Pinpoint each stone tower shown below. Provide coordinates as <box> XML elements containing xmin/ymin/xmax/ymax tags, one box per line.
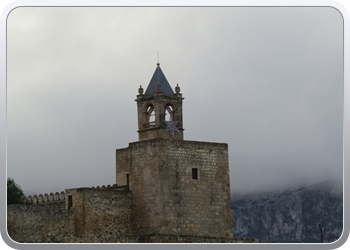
<box><xmin>136</xmin><ymin>62</ymin><xmax>184</xmax><ymax>141</ymax></box>
<box><xmin>116</xmin><ymin>63</ymin><xmax>233</xmax><ymax>240</ymax></box>
<box><xmin>6</xmin><ymin>64</ymin><xmax>259</xmax><ymax>244</ymax></box>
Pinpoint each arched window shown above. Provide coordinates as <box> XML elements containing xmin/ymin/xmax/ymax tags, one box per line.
<box><xmin>147</xmin><ymin>105</ymin><xmax>155</xmax><ymax>123</ymax></box>
<box><xmin>165</xmin><ymin>104</ymin><xmax>174</xmax><ymax>121</ymax></box>
<box><xmin>143</xmin><ymin>105</ymin><xmax>156</xmax><ymax>129</ymax></box>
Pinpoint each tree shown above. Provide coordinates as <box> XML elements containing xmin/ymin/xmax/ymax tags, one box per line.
<box><xmin>7</xmin><ymin>177</ymin><xmax>27</xmax><ymax>205</ymax></box>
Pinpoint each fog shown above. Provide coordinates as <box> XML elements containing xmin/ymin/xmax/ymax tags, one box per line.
<box><xmin>6</xmin><ymin>7</ymin><xmax>343</xmax><ymax>196</ymax></box>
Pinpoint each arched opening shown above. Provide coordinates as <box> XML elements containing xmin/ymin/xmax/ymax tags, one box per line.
<box><xmin>147</xmin><ymin>105</ymin><xmax>155</xmax><ymax>122</ymax></box>
<box><xmin>144</xmin><ymin>104</ymin><xmax>156</xmax><ymax>128</ymax></box>
<box><xmin>165</xmin><ymin>104</ymin><xmax>174</xmax><ymax>121</ymax></box>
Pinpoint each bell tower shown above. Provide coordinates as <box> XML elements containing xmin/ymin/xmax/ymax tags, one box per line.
<box><xmin>136</xmin><ymin>63</ymin><xmax>184</xmax><ymax>141</ymax></box>
<box><xmin>116</xmin><ymin>61</ymin><xmax>233</xmax><ymax>240</ymax></box>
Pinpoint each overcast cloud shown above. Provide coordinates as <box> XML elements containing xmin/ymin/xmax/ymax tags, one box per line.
<box><xmin>7</xmin><ymin>7</ymin><xmax>343</xmax><ymax>195</ymax></box>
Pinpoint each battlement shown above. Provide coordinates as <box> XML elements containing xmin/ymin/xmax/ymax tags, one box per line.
<box><xmin>90</xmin><ymin>184</ymin><xmax>129</xmax><ymax>191</ymax></box>
<box><xmin>26</xmin><ymin>191</ymin><xmax>65</xmax><ymax>204</ymax></box>
<box><xmin>26</xmin><ymin>184</ymin><xmax>128</xmax><ymax>206</ymax></box>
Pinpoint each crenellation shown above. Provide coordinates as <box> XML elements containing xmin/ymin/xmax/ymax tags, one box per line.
<box><xmin>26</xmin><ymin>190</ymin><xmax>66</xmax><ymax>205</ymax></box>
<box><xmin>43</xmin><ymin>193</ymin><xmax>48</xmax><ymax>202</ymax></box>
<box><xmin>26</xmin><ymin>184</ymin><xmax>125</xmax><ymax>205</ymax></box>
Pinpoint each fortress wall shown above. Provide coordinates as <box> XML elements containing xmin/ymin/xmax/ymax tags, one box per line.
<box><xmin>7</xmin><ymin>204</ymin><xmax>74</xmax><ymax>243</ymax></box>
<box><xmin>7</xmin><ymin>186</ymin><xmax>133</xmax><ymax>243</ymax></box>
<box><xmin>27</xmin><ymin>191</ymin><xmax>65</xmax><ymax>203</ymax></box>
<box><xmin>116</xmin><ymin>139</ymin><xmax>233</xmax><ymax>238</ymax></box>
<box><xmin>35</xmin><ymin>201</ymin><xmax>65</xmax><ymax>209</ymax></box>
<box><xmin>65</xmin><ymin>187</ymin><xmax>133</xmax><ymax>238</ymax></box>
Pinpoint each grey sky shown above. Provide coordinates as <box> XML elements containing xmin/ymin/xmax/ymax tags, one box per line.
<box><xmin>7</xmin><ymin>7</ymin><xmax>343</xmax><ymax>195</ymax></box>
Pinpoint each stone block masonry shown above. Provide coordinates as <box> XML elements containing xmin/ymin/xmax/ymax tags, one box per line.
<box><xmin>116</xmin><ymin>138</ymin><xmax>233</xmax><ymax>239</ymax></box>
<box><xmin>7</xmin><ymin>185</ymin><xmax>133</xmax><ymax>243</ymax></box>
<box><xmin>7</xmin><ymin>139</ymin><xmax>259</xmax><ymax>243</ymax></box>
<box><xmin>65</xmin><ymin>186</ymin><xmax>132</xmax><ymax>238</ymax></box>
<box><xmin>7</xmin><ymin>204</ymin><xmax>74</xmax><ymax>243</ymax></box>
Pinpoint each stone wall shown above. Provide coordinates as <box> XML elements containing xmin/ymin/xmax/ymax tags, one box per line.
<box><xmin>116</xmin><ymin>138</ymin><xmax>233</xmax><ymax>238</ymax></box>
<box><xmin>7</xmin><ymin>186</ymin><xmax>133</xmax><ymax>243</ymax></box>
<box><xmin>7</xmin><ymin>181</ymin><xmax>257</xmax><ymax>243</ymax></box>
<box><xmin>138</xmin><ymin>126</ymin><xmax>184</xmax><ymax>141</ymax></box>
<box><xmin>26</xmin><ymin>191</ymin><xmax>65</xmax><ymax>205</ymax></box>
<box><xmin>65</xmin><ymin>186</ymin><xmax>132</xmax><ymax>238</ymax></box>
<box><xmin>7</xmin><ymin>138</ymin><xmax>248</xmax><ymax>243</ymax></box>
<box><xmin>7</xmin><ymin>204</ymin><xmax>74</xmax><ymax>243</ymax></box>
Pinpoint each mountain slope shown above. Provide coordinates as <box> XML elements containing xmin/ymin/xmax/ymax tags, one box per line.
<box><xmin>231</xmin><ymin>180</ymin><xmax>343</xmax><ymax>243</ymax></box>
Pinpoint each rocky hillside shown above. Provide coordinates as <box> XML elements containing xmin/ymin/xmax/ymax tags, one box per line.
<box><xmin>231</xmin><ymin>180</ymin><xmax>343</xmax><ymax>243</ymax></box>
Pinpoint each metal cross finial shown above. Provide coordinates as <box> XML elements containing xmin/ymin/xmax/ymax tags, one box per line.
<box><xmin>157</xmin><ymin>51</ymin><xmax>160</xmax><ymax>66</ymax></box>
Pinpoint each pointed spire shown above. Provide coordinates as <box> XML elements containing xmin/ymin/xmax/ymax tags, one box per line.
<box><xmin>143</xmin><ymin>65</ymin><xmax>175</xmax><ymax>97</ymax></box>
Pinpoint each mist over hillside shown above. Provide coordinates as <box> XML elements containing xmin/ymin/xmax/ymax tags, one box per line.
<box><xmin>231</xmin><ymin>179</ymin><xmax>343</xmax><ymax>243</ymax></box>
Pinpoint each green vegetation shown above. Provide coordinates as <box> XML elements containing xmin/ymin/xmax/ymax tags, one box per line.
<box><xmin>7</xmin><ymin>177</ymin><xmax>30</xmax><ymax>205</ymax></box>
